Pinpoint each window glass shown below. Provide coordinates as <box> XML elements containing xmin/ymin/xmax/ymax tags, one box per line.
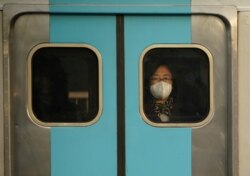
<box><xmin>31</xmin><ymin>46</ymin><xmax>99</xmax><ymax>123</ymax></box>
<box><xmin>142</xmin><ymin>47</ymin><xmax>211</xmax><ymax>124</ymax></box>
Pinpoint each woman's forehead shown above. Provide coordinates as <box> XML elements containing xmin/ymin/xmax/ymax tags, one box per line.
<box><xmin>154</xmin><ymin>65</ymin><xmax>172</xmax><ymax>75</ymax></box>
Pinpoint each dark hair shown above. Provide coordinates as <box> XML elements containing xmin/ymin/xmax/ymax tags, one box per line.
<box><xmin>143</xmin><ymin>62</ymin><xmax>177</xmax><ymax>103</ymax></box>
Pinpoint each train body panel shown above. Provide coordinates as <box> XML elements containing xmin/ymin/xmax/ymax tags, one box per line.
<box><xmin>0</xmin><ymin>0</ymin><xmax>249</xmax><ymax>176</ymax></box>
<box><xmin>238</xmin><ymin>12</ymin><xmax>250</xmax><ymax>176</ymax></box>
<box><xmin>0</xmin><ymin>10</ymin><xmax>4</xmax><ymax>176</ymax></box>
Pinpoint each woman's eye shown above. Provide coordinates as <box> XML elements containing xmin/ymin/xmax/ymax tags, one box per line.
<box><xmin>151</xmin><ymin>77</ymin><xmax>159</xmax><ymax>81</ymax></box>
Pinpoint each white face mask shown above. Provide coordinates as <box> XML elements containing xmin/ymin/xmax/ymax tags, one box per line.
<box><xmin>150</xmin><ymin>81</ymin><xmax>172</xmax><ymax>100</ymax></box>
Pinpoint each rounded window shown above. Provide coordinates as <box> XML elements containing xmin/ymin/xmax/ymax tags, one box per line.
<box><xmin>27</xmin><ymin>44</ymin><xmax>102</xmax><ymax>127</ymax></box>
<box><xmin>140</xmin><ymin>44</ymin><xmax>214</xmax><ymax>127</ymax></box>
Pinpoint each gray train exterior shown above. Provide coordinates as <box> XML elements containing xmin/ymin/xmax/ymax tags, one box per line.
<box><xmin>0</xmin><ymin>0</ymin><xmax>250</xmax><ymax>176</ymax></box>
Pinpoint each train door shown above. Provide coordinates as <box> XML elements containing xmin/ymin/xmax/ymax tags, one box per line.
<box><xmin>3</xmin><ymin>4</ymin><xmax>237</xmax><ymax>176</ymax></box>
<box><xmin>124</xmin><ymin>7</ymin><xmax>237</xmax><ymax>176</ymax></box>
<box><xmin>3</xmin><ymin>5</ymin><xmax>117</xmax><ymax>176</ymax></box>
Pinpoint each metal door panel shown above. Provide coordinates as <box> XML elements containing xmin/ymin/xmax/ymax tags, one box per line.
<box><xmin>124</xmin><ymin>15</ymin><xmax>192</xmax><ymax>176</ymax></box>
<box><xmin>124</xmin><ymin>7</ymin><xmax>237</xmax><ymax>176</ymax></box>
<box><xmin>4</xmin><ymin>6</ymin><xmax>117</xmax><ymax>176</ymax></box>
<box><xmin>50</xmin><ymin>14</ymin><xmax>117</xmax><ymax>176</ymax></box>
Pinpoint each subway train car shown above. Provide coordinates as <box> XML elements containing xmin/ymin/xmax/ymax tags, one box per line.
<box><xmin>0</xmin><ymin>0</ymin><xmax>250</xmax><ymax>176</ymax></box>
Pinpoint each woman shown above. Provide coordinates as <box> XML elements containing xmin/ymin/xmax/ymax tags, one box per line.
<box><xmin>144</xmin><ymin>64</ymin><xmax>177</xmax><ymax>123</ymax></box>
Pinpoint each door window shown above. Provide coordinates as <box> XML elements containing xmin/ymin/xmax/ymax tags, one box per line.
<box><xmin>27</xmin><ymin>44</ymin><xmax>102</xmax><ymax>126</ymax></box>
<box><xmin>140</xmin><ymin>44</ymin><xmax>213</xmax><ymax>126</ymax></box>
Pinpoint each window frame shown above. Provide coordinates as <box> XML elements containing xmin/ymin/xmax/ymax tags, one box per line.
<box><xmin>139</xmin><ymin>44</ymin><xmax>214</xmax><ymax>128</ymax></box>
<box><xmin>27</xmin><ymin>43</ymin><xmax>103</xmax><ymax>127</ymax></box>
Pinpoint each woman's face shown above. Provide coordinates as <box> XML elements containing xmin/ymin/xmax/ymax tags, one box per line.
<box><xmin>150</xmin><ymin>65</ymin><xmax>173</xmax><ymax>85</ymax></box>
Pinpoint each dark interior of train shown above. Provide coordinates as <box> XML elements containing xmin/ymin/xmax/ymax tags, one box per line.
<box><xmin>31</xmin><ymin>47</ymin><xmax>99</xmax><ymax>123</ymax></box>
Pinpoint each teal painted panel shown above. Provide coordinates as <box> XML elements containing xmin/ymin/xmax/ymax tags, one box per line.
<box><xmin>50</xmin><ymin>0</ymin><xmax>190</xmax><ymax>4</ymax></box>
<box><xmin>50</xmin><ymin>15</ymin><xmax>117</xmax><ymax>176</ymax></box>
<box><xmin>49</xmin><ymin>5</ymin><xmax>190</xmax><ymax>14</ymax></box>
<box><xmin>124</xmin><ymin>15</ymin><xmax>192</xmax><ymax>176</ymax></box>
<box><xmin>49</xmin><ymin>0</ymin><xmax>191</xmax><ymax>14</ymax></box>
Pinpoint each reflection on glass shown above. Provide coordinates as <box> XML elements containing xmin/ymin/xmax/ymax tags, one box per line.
<box><xmin>32</xmin><ymin>47</ymin><xmax>99</xmax><ymax>123</ymax></box>
<box><xmin>143</xmin><ymin>47</ymin><xmax>210</xmax><ymax>123</ymax></box>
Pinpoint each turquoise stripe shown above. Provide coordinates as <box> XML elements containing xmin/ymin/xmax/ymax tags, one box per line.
<box><xmin>124</xmin><ymin>15</ymin><xmax>192</xmax><ymax>176</ymax></box>
<box><xmin>50</xmin><ymin>0</ymin><xmax>189</xmax><ymax>4</ymax></box>
<box><xmin>49</xmin><ymin>5</ymin><xmax>190</xmax><ymax>14</ymax></box>
<box><xmin>50</xmin><ymin>15</ymin><xmax>117</xmax><ymax>176</ymax></box>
